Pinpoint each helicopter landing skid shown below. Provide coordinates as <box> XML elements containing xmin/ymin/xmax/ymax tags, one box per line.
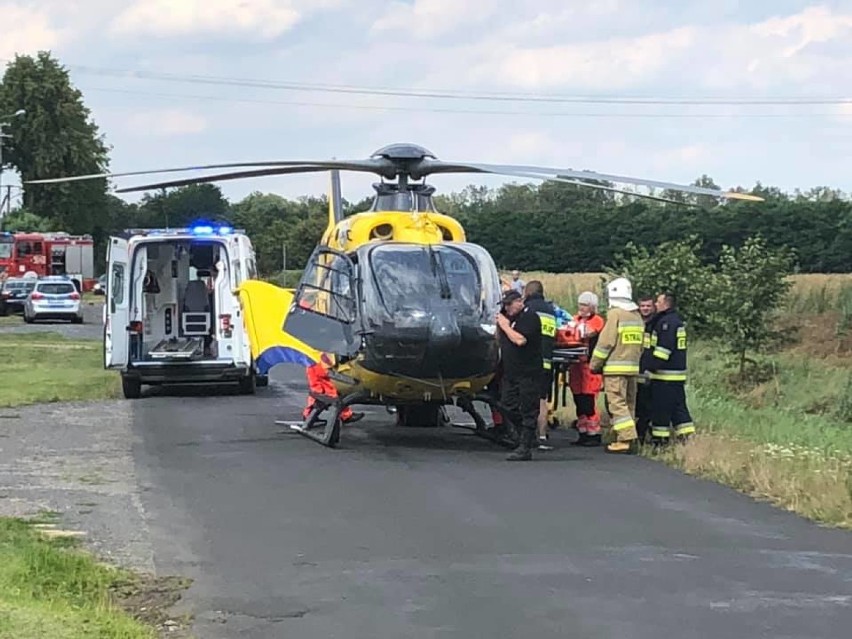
<box><xmin>452</xmin><ymin>394</ymin><xmax>519</xmax><ymax>449</ymax></box>
<box><xmin>281</xmin><ymin>390</ymin><xmax>371</xmax><ymax>448</ymax></box>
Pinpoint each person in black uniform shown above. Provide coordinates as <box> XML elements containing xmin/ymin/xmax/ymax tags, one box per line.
<box><xmin>636</xmin><ymin>294</ymin><xmax>657</xmax><ymax>443</ymax></box>
<box><xmin>522</xmin><ymin>280</ymin><xmax>557</xmax><ymax>449</ymax></box>
<box><xmin>647</xmin><ymin>292</ymin><xmax>695</xmax><ymax>446</ymax></box>
<box><xmin>496</xmin><ymin>289</ymin><xmax>542</xmax><ymax>461</ymax></box>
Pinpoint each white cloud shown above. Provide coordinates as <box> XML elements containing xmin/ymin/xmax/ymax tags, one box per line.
<box><xmin>4</xmin><ymin>1</ymin><xmax>848</xmax><ymax>202</ymax></box>
<box><xmin>751</xmin><ymin>4</ymin><xmax>852</xmax><ymax>55</ymax></box>
<box><xmin>433</xmin><ymin>4</ymin><xmax>852</xmax><ymax>92</ymax></box>
<box><xmin>0</xmin><ymin>4</ymin><xmax>63</xmax><ymax>59</ymax></box>
<box><xmin>126</xmin><ymin>109</ymin><xmax>208</xmax><ymax>136</ymax></box>
<box><xmin>371</xmin><ymin>0</ymin><xmax>497</xmax><ymax>40</ymax></box>
<box><xmin>109</xmin><ymin>0</ymin><xmax>317</xmax><ymax>39</ymax></box>
<box><xmin>469</xmin><ymin>26</ymin><xmax>696</xmax><ymax>90</ymax></box>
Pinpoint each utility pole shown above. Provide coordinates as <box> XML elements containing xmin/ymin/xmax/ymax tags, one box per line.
<box><xmin>282</xmin><ymin>243</ymin><xmax>287</xmax><ymax>272</ymax></box>
<box><xmin>0</xmin><ymin>109</ymin><xmax>26</xmax><ymax>231</ymax></box>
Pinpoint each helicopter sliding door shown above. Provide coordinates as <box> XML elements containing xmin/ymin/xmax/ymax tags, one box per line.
<box><xmin>283</xmin><ymin>247</ymin><xmax>360</xmax><ymax>356</ymax></box>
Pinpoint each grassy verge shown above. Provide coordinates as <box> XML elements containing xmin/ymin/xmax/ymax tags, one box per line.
<box><xmin>646</xmin><ymin>337</ymin><xmax>852</xmax><ymax>529</ymax></box>
<box><xmin>0</xmin><ymin>516</ymin><xmax>191</xmax><ymax>638</ymax></box>
<box><xmin>0</xmin><ymin>333</ymin><xmax>120</xmax><ymax>408</ymax></box>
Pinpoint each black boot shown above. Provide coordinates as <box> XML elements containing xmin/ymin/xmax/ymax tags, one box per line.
<box><xmin>582</xmin><ymin>433</ymin><xmax>602</xmax><ymax>447</ymax></box>
<box><xmin>506</xmin><ymin>428</ymin><xmax>534</xmax><ymax>461</ymax></box>
<box><xmin>571</xmin><ymin>432</ymin><xmax>590</xmax><ymax>446</ymax></box>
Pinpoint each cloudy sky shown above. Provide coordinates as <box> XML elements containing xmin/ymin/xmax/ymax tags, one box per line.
<box><xmin>2</xmin><ymin>0</ymin><xmax>852</xmax><ymax>205</ymax></box>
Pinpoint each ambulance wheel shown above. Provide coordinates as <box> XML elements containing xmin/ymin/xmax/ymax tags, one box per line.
<box><xmin>121</xmin><ymin>375</ymin><xmax>141</xmax><ymax>399</ymax></box>
<box><xmin>256</xmin><ymin>374</ymin><xmax>269</xmax><ymax>388</ymax></box>
<box><xmin>238</xmin><ymin>371</ymin><xmax>256</xmax><ymax>395</ymax></box>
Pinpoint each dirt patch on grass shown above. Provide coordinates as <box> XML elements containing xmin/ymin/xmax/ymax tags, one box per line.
<box><xmin>110</xmin><ymin>574</ymin><xmax>194</xmax><ymax>638</ymax></box>
<box><xmin>778</xmin><ymin>312</ymin><xmax>852</xmax><ymax>359</ymax></box>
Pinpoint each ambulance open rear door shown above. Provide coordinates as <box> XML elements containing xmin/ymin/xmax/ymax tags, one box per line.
<box><xmin>105</xmin><ymin>237</ymin><xmax>130</xmax><ymax>369</ymax></box>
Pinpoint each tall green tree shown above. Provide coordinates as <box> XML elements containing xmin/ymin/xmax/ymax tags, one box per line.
<box><xmin>0</xmin><ymin>208</ymin><xmax>54</xmax><ymax>232</ymax></box>
<box><xmin>0</xmin><ymin>52</ymin><xmax>110</xmax><ymax>236</ymax></box>
<box><xmin>136</xmin><ymin>184</ymin><xmax>230</xmax><ymax>228</ymax></box>
<box><xmin>712</xmin><ymin>234</ymin><xmax>795</xmax><ymax>376</ymax></box>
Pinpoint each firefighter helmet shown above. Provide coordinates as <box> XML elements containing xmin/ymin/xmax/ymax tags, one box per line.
<box><xmin>606</xmin><ymin>277</ymin><xmax>633</xmax><ymax>301</ymax></box>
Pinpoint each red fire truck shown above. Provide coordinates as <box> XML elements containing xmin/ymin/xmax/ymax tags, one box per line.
<box><xmin>0</xmin><ymin>231</ymin><xmax>97</xmax><ymax>291</ymax></box>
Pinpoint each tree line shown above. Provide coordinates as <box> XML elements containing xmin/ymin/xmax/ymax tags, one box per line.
<box><xmin>1</xmin><ymin>51</ymin><xmax>851</xmax><ymax>275</ymax></box>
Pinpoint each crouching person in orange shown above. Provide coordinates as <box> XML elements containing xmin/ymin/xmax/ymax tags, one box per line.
<box><xmin>303</xmin><ymin>353</ymin><xmax>364</xmax><ymax>424</ymax></box>
<box><xmin>568</xmin><ymin>291</ymin><xmax>606</xmax><ymax>446</ymax></box>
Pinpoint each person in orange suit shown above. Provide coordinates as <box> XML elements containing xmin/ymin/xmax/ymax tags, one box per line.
<box><xmin>568</xmin><ymin>291</ymin><xmax>606</xmax><ymax>446</ymax></box>
<box><xmin>302</xmin><ymin>352</ymin><xmax>364</xmax><ymax>424</ymax></box>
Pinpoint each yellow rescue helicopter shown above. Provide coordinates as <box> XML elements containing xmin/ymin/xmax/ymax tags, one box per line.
<box><xmin>28</xmin><ymin>143</ymin><xmax>762</xmax><ymax>448</ymax></box>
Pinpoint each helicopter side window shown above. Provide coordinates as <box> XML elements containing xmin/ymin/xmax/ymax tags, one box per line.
<box><xmin>296</xmin><ymin>252</ymin><xmax>356</xmax><ymax>323</ymax></box>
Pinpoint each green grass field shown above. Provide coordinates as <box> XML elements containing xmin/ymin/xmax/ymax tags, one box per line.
<box><xmin>0</xmin><ymin>333</ymin><xmax>120</xmax><ymax>408</ymax></box>
<box><xmin>0</xmin><ymin>517</ymin><xmax>158</xmax><ymax>639</ymax></box>
<box><xmin>666</xmin><ymin>341</ymin><xmax>852</xmax><ymax>528</ymax></box>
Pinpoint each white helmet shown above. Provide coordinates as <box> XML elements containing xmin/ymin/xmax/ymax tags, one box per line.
<box><xmin>606</xmin><ymin>277</ymin><xmax>633</xmax><ymax>301</ymax></box>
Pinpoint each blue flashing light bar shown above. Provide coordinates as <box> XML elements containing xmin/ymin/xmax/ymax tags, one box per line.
<box><xmin>122</xmin><ymin>225</ymin><xmax>244</xmax><ymax>239</ymax></box>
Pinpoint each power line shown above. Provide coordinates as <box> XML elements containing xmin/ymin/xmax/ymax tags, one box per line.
<box><xmin>65</xmin><ymin>64</ymin><xmax>852</xmax><ymax>106</ymax></box>
<box><xmin>83</xmin><ymin>86</ymin><xmax>850</xmax><ymax>119</ymax></box>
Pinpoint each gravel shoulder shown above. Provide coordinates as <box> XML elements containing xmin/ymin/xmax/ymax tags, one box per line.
<box><xmin>0</xmin><ymin>399</ymin><xmax>155</xmax><ymax>574</ymax></box>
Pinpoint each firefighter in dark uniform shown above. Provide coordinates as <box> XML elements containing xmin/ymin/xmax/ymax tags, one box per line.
<box><xmin>496</xmin><ymin>289</ymin><xmax>542</xmax><ymax>461</ymax></box>
<box><xmin>647</xmin><ymin>292</ymin><xmax>695</xmax><ymax>446</ymax></box>
<box><xmin>522</xmin><ymin>280</ymin><xmax>557</xmax><ymax>449</ymax></box>
<box><xmin>636</xmin><ymin>295</ymin><xmax>657</xmax><ymax>442</ymax></box>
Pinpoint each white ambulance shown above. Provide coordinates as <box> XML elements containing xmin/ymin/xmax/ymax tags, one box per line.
<box><xmin>104</xmin><ymin>224</ymin><xmax>267</xmax><ymax>399</ymax></box>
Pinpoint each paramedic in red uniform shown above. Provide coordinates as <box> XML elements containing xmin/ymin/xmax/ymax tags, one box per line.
<box><xmin>568</xmin><ymin>291</ymin><xmax>606</xmax><ymax>446</ymax></box>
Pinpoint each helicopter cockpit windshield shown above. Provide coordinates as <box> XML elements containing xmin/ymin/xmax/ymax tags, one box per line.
<box><xmin>363</xmin><ymin>243</ymin><xmax>500</xmax><ymax>327</ymax></box>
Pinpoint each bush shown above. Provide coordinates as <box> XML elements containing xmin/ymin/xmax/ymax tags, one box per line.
<box><xmin>264</xmin><ymin>269</ymin><xmax>304</xmax><ymax>289</ymax></box>
<box><xmin>605</xmin><ymin>233</ymin><xmax>796</xmax><ymax>374</ymax></box>
<box><xmin>605</xmin><ymin>235</ymin><xmax>719</xmax><ymax>330</ymax></box>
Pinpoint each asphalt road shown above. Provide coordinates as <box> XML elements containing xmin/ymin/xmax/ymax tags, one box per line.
<box><xmin>1</xmin><ymin>363</ymin><xmax>850</xmax><ymax>638</ymax></box>
<box><xmin>118</xmin><ymin>366</ymin><xmax>851</xmax><ymax>638</ymax></box>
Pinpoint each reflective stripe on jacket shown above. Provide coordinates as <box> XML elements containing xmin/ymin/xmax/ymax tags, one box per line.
<box><xmin>646</xmin><ymin>308</ymin><xmax>688</xmax><ymax>382</ymax></box>
<box><xmin>589</xmin><ymin>307</ymin><xmax>643</xmax><ymax>376</ymax></box>
<box><xmin>525</xmin><ymin>294</ymin><xmax>556</xmax><ymax>370</ymax></box>
<box><xmin>638</xmin><ymin>315</ymin><xmax>659</xmax><ymax>382</ymax></box>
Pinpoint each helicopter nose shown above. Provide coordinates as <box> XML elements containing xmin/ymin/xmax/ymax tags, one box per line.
<box><xmin>428</xmin><ymin>308</ymin><xmax>462</xmax><ymax>349</ymax></box>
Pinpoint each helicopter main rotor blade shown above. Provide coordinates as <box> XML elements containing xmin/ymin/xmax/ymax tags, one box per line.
<box><xmin>414</xmin><ymin>160</ymin><xmax>763</xmax><ymax>202</ymax></box>
<box><xmin>26</xmin><ymin>159</ymin><xmax>394</xmax><ymax>186</ymax></box>
<box><xmin>113</xmin><ymin>165</ymin><xmax>339</xmax><ymax>193</ymax></box>
<box><xmin>493</xmin><ymin>169</ymin><xmax>703</xmax><ymax>207</ymax></box>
